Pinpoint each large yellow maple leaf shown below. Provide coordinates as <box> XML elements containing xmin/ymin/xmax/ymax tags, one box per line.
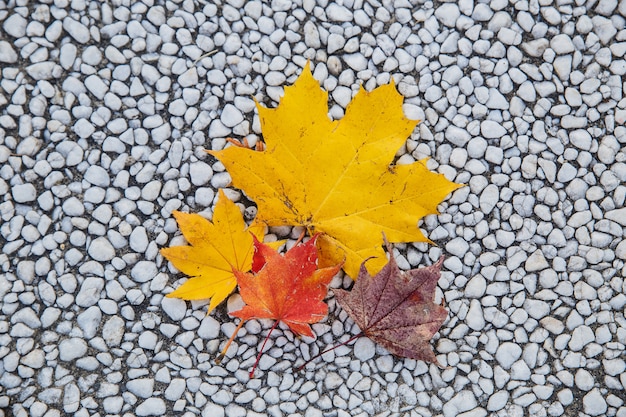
<box><xmin>210</xmin><ymin>66</ymin><xmax>461</xmax><ymax>278</ymax></box>
<box><xmin>161</xmin><ymin>189</ymin><xmax>277</xmax><ymax>313</ymax></box>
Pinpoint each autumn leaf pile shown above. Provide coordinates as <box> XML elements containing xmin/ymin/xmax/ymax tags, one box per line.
<box><xmin>160</xmin><ymin>64</ymin><xmax>461</xmax><ymax>376</ymax></box>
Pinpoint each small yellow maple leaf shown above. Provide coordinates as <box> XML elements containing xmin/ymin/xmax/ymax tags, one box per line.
<box><xmin>160</xmin><ymin>189</ymin><xmax>279</xmax><ymax>313</ymax></box>
<box><xmin>209</xmin><ymin>65</ymin><xmax>462</xmax><ymax>278</ymax></box>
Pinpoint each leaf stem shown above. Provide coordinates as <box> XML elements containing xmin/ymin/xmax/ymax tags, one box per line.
<box><xmin>249</xmin><ymin>320</ymin><xmax>280</xmax><ymax>378</ymax></box>
<box><xmin>294</xmin><ymin>229</ymin><xmax>306</xmax><ymax>246</ymax></box>
<box><xmin>216</xmin><ymin>320</ymin><xmax>245</xmax><ymax>365</ymax></box>
<box><xmin>295</xmin><ymin>332</ymin><xmax>364</xmax><ymax>372</ymax></box>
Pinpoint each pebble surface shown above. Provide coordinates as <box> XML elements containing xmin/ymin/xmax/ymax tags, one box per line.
<box><xmin>1</xmin><ymin>0</ymin><xmax>626</xmax><ymax>416</ymax></box>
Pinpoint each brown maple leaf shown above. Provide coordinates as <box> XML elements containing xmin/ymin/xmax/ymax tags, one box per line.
<box><xmin>333</xmin><ymin>241</ymin><xmax>447</xmax><ymax>364</ymax></box>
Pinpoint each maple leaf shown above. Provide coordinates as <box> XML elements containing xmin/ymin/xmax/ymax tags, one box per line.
<box><xmin>333</xmin><ymin>241</ymin><xmax>447</xmax><ymax>364</ymax></box>
<box><xmin>219</xmin><ymin>234</ymin><xmax>342</xmax><ymax>377</ymax></box>
<box><xmin>209</xmin><ymin>64</ymin><xmax>461</xmax><ymax>278</ymax></box>
<box><xmin>160</xmin><ymin>189</ymin><xmax>277</xmax><ymax>313</ymax></box>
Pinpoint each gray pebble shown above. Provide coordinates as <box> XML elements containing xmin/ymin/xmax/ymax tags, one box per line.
<box><xmin>63</xmin><ymin>16</ymin><xmax>90</xmax><ymax>43</ymax></box>
<box><xmin>131</xmin><ymin>261</ymin><xmax>158</xmax><ymax>282</ymax></box>
<box><xmin>127</xmin><ymin>378</ymin><xmax>155</xmax><ymax>399</ymax></box>
<box><xmin>88</xmin><ymin>237</ymin><xmax>116</xmax><ymax>261</ymax></box>
<box><xmin>190</xmin><ymin>161</ymin><xmax>213</xmax><ymax>186</ymax></box>
<box><xmin>12</xmin><ymin>184</ymin><xmax>37</xmax><ymax>203</ymax></box>
<box><xmin>443</xmin><ymin>391</ymin><xmax>477</xmax><ymax>417</ymax></box>
<box><xmin>495</xmin><ymin>342</ymin><xmax>522</xmax><ymax>369</ymax></box>
<box><xmin>76</xmin><ymin>277</ymin><xmax>104</xmax><ymax>307</ymax></box>
<box><xmin>102</xmin><ymin>315</ymin><xmax>125</xmax><ymax>346</ymax></box>
<box><xmin>353</xmin><ymin>337</ymin><xmax>376</xmax><ymax>362</ymax></box>
<box><xmin>161</xmin><ymin>297</ymin><xmax>187</xmax><ymax>321</ymax></box>
<box><xmin>77</xmin><ymin>306</ymin><xmax>102</xmax><ymax>339</ymax></box>
<box><xmin>466</xmin><ymin>299</ymin><xmax>485</xmax><ymax>330</ymax></box>
<box><xmin>130</xmin><ymin>227</ymin><xmax>149</xmax><ymax>253</ymax></box>
<box><xmin>446</xmin><ymin>126</ymin><xmax>471</xmax><ymax>147</ymax></box>
<box><xmin>59</xmin><ymin>338</ymin><xmax>88</xmax><ymax>361</ymax></box>
<box><xmin>480</xmin><ymin>121</ymin><xmax>507</xmax><ymax>139</ymax></box>
<box><xmin>583</xmin><ymin>389</ymin><xmax>607</xmax><ymax>416</ymax></box>
<box><xmin>136</xmin><ymin>398</ymin><xmax>166</xmax><ymax>416</ymax></box>
<box><xmin>445</xmin><ymin>237</ymin><xmax>469</xmax><ymax>257</ymax></box>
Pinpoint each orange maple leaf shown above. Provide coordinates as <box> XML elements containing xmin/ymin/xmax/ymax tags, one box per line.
<box><xmin>209</xmin><ymin>64</ymin><xmax>462</xmax><ymax>278</ymax></box>
<box><xmin>218</xmin><ymin>234</ymin><xmax>342</xmax><ymax>377</ymax></box>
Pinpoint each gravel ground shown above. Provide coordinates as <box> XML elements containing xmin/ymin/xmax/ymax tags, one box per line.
<box><xmin>1</xmin><ymin>0</ymin><xmax>626</xmax><ymax>416</ymax></box>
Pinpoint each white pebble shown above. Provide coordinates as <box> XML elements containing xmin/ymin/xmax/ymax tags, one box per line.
<box><xmin>59</xmin><ymin>338</ymin><xmax>88</xmax><ymax>361</ymax></box>
<box><xmin>88</xmin><ymin>237</ymin><xmax>116</xmax><ymax>261</ymax></box>
<box><xmin>495</xmin><ymin>342</ymin><xmax>522</xmax><ymax>369</ymax></box>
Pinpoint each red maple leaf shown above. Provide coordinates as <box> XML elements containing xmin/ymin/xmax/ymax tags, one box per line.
<box><xmin>218</xmin><ymin>234</ymin><xmax>342</xmax><ymax>377</ymax></box>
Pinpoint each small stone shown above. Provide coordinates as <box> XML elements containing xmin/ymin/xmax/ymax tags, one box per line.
<box><xmin>73</xmin><ymin>119</ymin><xmax>96</xmax><ymax>139</ymax></box>
<box><xmin>77</xmin><ymin>306</ymin><xmax>102</xmax><ymax>339</ymax></box>
<box><xmin>202</xmin><ymin>403</ymin><xmax>225</xmax><ymax>417</ymax></box>
<box><xmin>445</xmin><ymin>238</ymin><xmax>469</xmax><ymax>257</ymax></box>
<box><xmin>130</xmin><ymin>227</ymin><xmax>149</xmax><ymax>253</ymax></box>
<box><xmin>605</xmin><ymin>208</ymin><xmax>626</xmax><ymax>226</ymax></box>
<box><xmin>88</xmin><ymin>237</ymin><xmax>116</xmax><ymax>261</ymax></box>
<box><xmin>480</xmin><ymin>184</ymin><xmax>499</xmax><ymax>214</ymax></box>
<box><xmin>525</xmin><ymin>250</ymin><xmax>549</xmax><ymax>272</ymax></box>
<box><xmin>178</xmin><ymin>68</ymin><xmax>198</xmax><ymax>88</ymax></box>
<box><xmin>615</xmin><ymin>240</ymin><xmax>626</xmax><ymax>260</ymax></box>
<box><xmin>466</xmin><ymin>299</ymin><xmax>485</xmax><ymax>331</ymax></box>
<box><xmin>303</xmin><ymin>21</ymin><xmax>321</xmax><ymax>48</ymax></box>
<box><xmin>443</xmin><ymin>391</ymin><xmax>477</xmax><ymax>417</ymax></box>
<box><xmin>162</xmin><ymin>297</ymin><xmax>187</xmax><ymax>321</ymax></box>
<box><xmin>343</xmin><ymin>53</ymin><xmax>368</xmax><ymax>71</ymax></box>
<box><xmin>59</xmin><ymin>338</ymin><xmax>88</xmax><ymax>361</ymax></box>
<box><xmin>21</xmin><ymin>349</ymin><xmax>45</xmax><ymax>369</ymax></box>
<box><xmin>102</xmin><ymin>316</ymin><xmax>125</xmax><ymax>346</ymax></box>
<box><xmin>136</xmin><ymin>398</ymin><xmax>166</xmax><ymax>416</ymax></box>
<box><xmin>446</xmin><ymin>125</ymin><xmax>471</xmax><ymax>146</ymax></box>
<box><xmin>127</xmin><ymin>378</ymin><xmax>155</xmax><ymax>399</ymax></box>
<box><xmin>221</xmin><ymin>104</ymin><xmax>244</xmax><ymax>127</ymax></box>
<box><xmin>63</xmin><ymin>17</ymin><xmax>90</xmax><ymax>43</ymax></box>
<box><xmin>62</xmin><ymin>197</ymin><xmax>84</xmax><ymax>216</ymax></box>
<box><xmin>592</xmin><ymin>16</ymin><xmax>617</xmax><ymax>44</ymax></box>
<box><xmin>326</xmin><ymin>3</ymin><xmax>353</xmax><ymax>22</ymax></box>
<box><xmin>465</xmin><ymin>275</ymin><xmax>487</xmax><ymax>298</ymax></box>
<box><xmin>353</xmin><ymin>337</ymin><xmax>375</xmax><ymax>362</ymax></box>
<box><xmin>12</xmin><ymin>184</ymin><xmax>37</xmax><ymax>203</ymax></box>
<box><xmin>550</xmin><ymin>34</ymin><xmax>575</xmax><ymax>54</ymax></box>
<box><xmin>569</xmin><ymin>130</ymin><xmax>592</xmax><ymax>151</ymax></box>
<box><xmin>495</xmin><ymin>342</ymin><xmax>522</xmax><ymax>369</ymax></box>
<box><xmin>481</xmin><ymin>121</ymin><xmax>506</xmax><ymax>138</ymax></box>
<box><xmin>3</xmin><ymin>13</ymin><xmax>27</xmax><ymax>38</ymax></box>
<box><xmin>487</xmin><ymin>391</ymin><xmax>509</xmax><ymax>411</ymax></box>
<box><xmin>170</xmin><ymin>347</ymin><xmax>192</xmax><ymax>368</ymax></box>
<box><xmin>60</xmin><ymin>44</ymin><xmax>78</xmax><ymax>70</ymax></box>
<box><xmin>131</xmin><ymin>261</ymin><xmax>158</xmax><ymax>283</ymax></box>
<box><xmin>575</xmin><ymin>369</ymin><xmax>595</xmax><ymax>391</ymax></box>
<box><xmin>583</xmin><ymin>389</ymin><xmax>607</xmax><ymax>416</ymax></box>
<box><xmin>84</xmin><ymin>165</ymin><xmax>110</xmax><ymax>187</ymax></box>
<box><xmin>85</xmin><ymin>75</ymin><xmax>108</xmax><ymax>100</ymax></box>
<box><xmin>435</xmin><ymin>3</ymin><xmax>460</xmax><ymax>27</ymax></box>
<box><xmin>197</xmin><ymin>316</ymin><xmax>220</xmax><ymax>339</ymax></box>
<box><xmin>540</xmin><ymin>317</ymin><xmax>565</xmax><ymax>334</ymax></box>
<box><xmin>76</xmin><ymin>277</ymin><xmax>104</xmax><ymax>307</ymax></box>
<box><xmin>569</xmin><ymin>325</ymin><xmax>595</xmax><ymax>351</ymax></box>
<box><xmin>557</xmin><ymin>163</ymin><xmax>577</xmax><ymax>183</ymax></box>
<box><xmin>0</xmin><ymin>41</ymin><xmax>18</xmax><ymax>63</ymax></box>
<box><xmin>63</xmin><ymin>383</ymin><xmax>80</xmax><ymax>413</ymax></box>
<box><xmin>165</xmin><ymin>379</ymin><xmax>187</xmax><ymax>401</ymax></box>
